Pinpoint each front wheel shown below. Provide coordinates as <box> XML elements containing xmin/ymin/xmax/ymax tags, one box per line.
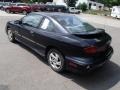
<box><xmin>6</xmin><ymin>9</ymin><xmax>10</xmax><ymax>13</ymax></box>
<box><xmin>78</xmin><ymin>11</ymin><xmax>80</xmax><ymax>14</ymax></box>
<box><xmin>47</xmin><ymin>49</ymin><xmax>65</xmax><ymax>73</ymax></box>
<box><xmin>7</xmin><ymin>29</ymin><xmax>15</xmax><ymax>42</ymax></box>
<box><xmin>116</xmin><ymin>15</ymin><xmax>120</xmax><ymax>19</ymax></box>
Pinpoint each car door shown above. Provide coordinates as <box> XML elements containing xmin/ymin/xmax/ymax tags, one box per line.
<box><xmin>16</xmin><ymin>4</ymin><xmax>24</xmax><ymax>12</ymax></box>
<box><xmin>14</xmin><ymin>4</ymin><xmax>20</xmax><ymax>12</ymax></box>
<box><xmin>15</xmin><ymin>15</ymin><xmax>44</xmax><ymax>48</ymax></box>
<box><xmin>32</xmin><ymin>17</ymin><xmax>57</xmax><ymax>56</ymax></box>
<box><xmin>11</xmin><ymin>4</ymin><xmax>17</xmax><ymax>12</ymax></box>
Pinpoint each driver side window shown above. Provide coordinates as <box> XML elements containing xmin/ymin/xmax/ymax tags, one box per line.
<box><xmin>22</xmin><ymin>15</ymin><xmax>43</xmax><ymax>28</ymax></box>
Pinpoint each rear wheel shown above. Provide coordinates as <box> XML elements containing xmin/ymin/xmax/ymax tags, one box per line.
<box><xmin>78</xmin><ymin>11</ymin><xmax>80</xmax><ymax>14</ymax></box>
<box><xmin>58</xmin><ymin>9</ymin><xmax>62</xmax><ymax>12</ymax></box>
<box><xmin>47</xmin><ymin>49</ymin><xmax>65</xmax><ymax>73</ymax></box>
<box><xmin>47</xmin><ymin>8</ymin><xmax>50</xmax><ymax>11</ymax></box>
<box><xmin>23</xmin><ymin>10</ymin><xmax>27</xmax><ymax>15</ymax></box>
<box><xmin>7</xmin><ymin>29</ymin><xmax>15</xmax><ymax>42</ymax></box>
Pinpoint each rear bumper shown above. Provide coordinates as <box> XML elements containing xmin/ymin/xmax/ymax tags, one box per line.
<box><xmin>65</xmin><ymin>47</ymin><xmax>113</xmax><ymax>73</ymax></box>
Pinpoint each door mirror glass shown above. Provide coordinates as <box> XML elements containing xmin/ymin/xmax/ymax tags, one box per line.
<box><xmin>19</xmin><ymin>20</ymin><xmax>22</xmax><ymax>24</ymax></box>
<box><xmin>15</xmin><ymin>20</ymin><xmax>22</xmax><ymax>24</ymax></box>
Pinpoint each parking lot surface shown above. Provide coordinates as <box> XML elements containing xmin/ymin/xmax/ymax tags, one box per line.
<box><xmin>0</xmin><ymin>13</ymin><xmax>120</xmax><ymax>90</ymax></box>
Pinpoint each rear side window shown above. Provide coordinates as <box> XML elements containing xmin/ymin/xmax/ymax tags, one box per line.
<box><xmin>22</xmin><ymin>15</ymin><xmax>43</xmax><ymax>28</ymax></box>
<box><xmin>40</xmin><ymin>18</ymin><xmax>55</xmax><ymax>32</ymax></box>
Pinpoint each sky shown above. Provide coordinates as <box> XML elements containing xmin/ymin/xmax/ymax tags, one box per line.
<box><xmin>76</xmin><ymin>0</ymin><xmax>88</xmax><ymax>6</ymax></box>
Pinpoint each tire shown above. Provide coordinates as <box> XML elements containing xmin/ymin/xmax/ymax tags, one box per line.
<box><xmin>58</xmin><ymin>9</ymin><xmax>62</xmax><ymax>12</ymax></box>
<box><xmin>116</xmin><ymin>15</ymin><xmax>120</xmax><ymax>19</ymax></box>
<box><xmin>6</xmin><ymin>9</ymin><xmax>10</xmax><ymax>13</ymax></box>
<box><xmin>23</xmin><ymin>10</ymin><xmax>27</xmax><ymax>15</ymax></box>
<box><xmin>78</xmin><ymin>11</ymin><xmax>80</xmax><ymax>14</ymax></box>
<box><xmin>47</xmin><ymin>8</ymin><xmax>50</xmax><ymax>11</ymax></box>
<box><xmin>47</xmin><ymin>49</ymin><xmax>65</xmax><ymax>73</ymax></box>
<box><xmin>7</xmin><ymin>29</ymin><xmax>15</xmax><ymax>42</ymax></box>
<box><xmin>1</xmin><ymin>7</ymin><xmax>4</xmax><ymax>11</ymax></box>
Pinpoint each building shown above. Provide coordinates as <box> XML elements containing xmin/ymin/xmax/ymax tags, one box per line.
<box><xmin>53</xmin><ymin>0</ymin><xmax>67</xmax><ymax>7</ymax></box>
<box><xmin>76</xmin><ymin>0</ymin><xmax>104</xmax><ymax>10</ymax></box>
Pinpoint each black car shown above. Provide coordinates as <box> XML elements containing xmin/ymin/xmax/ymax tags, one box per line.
<box><xmin>6</xmin><ymin>12</ymin><xmax>113</xmax><ymax>73</ymax></box>
<box><xmin>45</xmin><ymin>5</ymin><xmax>68</xmax><ymax>12</ymax></box>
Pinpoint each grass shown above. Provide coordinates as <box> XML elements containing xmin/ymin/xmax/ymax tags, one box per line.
<box><xmin>84</xmin><ymin>10</ymin><xmax>111</xmax><ymax>16</ymax></box>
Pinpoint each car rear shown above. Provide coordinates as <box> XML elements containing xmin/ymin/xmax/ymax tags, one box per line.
<box><xmin>30</xmin><ymin>4</ymin><xmax>40</xmax><ymax>12</ymax></box>
<box><xmin>51</xmin><ymin>14</ymin><xmax>113</xmax><ymax>73</ymax></box>
<box><xmin>65</xmin><ymin>31</ymin><xmax>113</xmax><ymax>73</ymax></box>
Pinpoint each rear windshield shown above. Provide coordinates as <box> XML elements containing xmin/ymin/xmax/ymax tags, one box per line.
<box><xmin>52</xmin><ymin>15</ymin><xmax>96</xmax><ymax>33</ymax></box>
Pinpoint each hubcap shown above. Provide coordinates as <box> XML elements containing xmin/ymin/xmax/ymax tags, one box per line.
<box><xmin>49</xmin><ymin>52</ymin><xmax>62</xmax><ymax>69</ymax></box>
<box><xmin>23</xmin><ymin>11</ymin><xmax>27</xmax><ymax>15</ymax></box>
<box><xmin>8</xmin><ymin>30</ymin><xmax>13</xmax><ymax>41</ymax></box>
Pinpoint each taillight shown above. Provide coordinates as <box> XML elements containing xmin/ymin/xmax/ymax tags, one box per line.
<box><xmin>84</xmin><ymin>46</ymin><xmax>97</xmax><ymax>54</ymax></box>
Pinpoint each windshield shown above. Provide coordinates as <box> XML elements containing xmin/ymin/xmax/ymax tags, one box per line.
<box><xmin>17</xmin><ymin>4</ymin><xmax>27</xmax><ymax>6</ymax></box>
<box><xmin>52</xmin><ymin>15</ymin><xmax>96</xmax><ymax>33</ymax></box>
<box><xmin>0</xmin><ymin>2</ymin><xmax>4</xmax><ymax>5</ymax></box>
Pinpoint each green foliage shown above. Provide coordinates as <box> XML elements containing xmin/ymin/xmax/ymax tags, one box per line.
<box><xmin>86</xmin><ymin>10</ymin><xmax>111</xmax><ymax>16</ymax></box>
<box><xmin>97</xmin><ymin>0</ymin><xmax>120</xmax><ymax>7</ymax></box>
<box><xmin>77</xmin><ymin>3</ymin><xmax>87</xmax><ymax>12</ymax></box>
<box><xmin>67</xmin><ymin>0</ymin><xmax>77</xmax><ymax>7</ymax></box>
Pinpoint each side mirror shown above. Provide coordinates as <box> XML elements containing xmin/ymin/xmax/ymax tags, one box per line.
<box><xmin>15</xmin><ymin>20</ymin><xmax>22</xmax><ymax>24</ymax></box>
<box><xmin>19</xmin><ymin>20</ymin><xmax>22</xmax><ymax>24</ymax></box>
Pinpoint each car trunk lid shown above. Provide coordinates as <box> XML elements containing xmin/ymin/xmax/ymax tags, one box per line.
<box><xmin>73</xmin><ymin>29</ymin><xmax>111</xmax><ymax>55</ymax></box>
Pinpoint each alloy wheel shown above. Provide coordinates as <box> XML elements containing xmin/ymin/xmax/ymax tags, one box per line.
<box><xmin>49</xmin><ymin>52</ymin><xmax>62</xmax><ymax>70</ymax></box>
<box><xmin>7</xmin><ymin>29</ymin><xmax>15</xmax><ymax>42</ymax></box>
<box><xmin>47</xmin><ymin>49</ymin><xmax>65</xmax><ymax>72</ymax></box>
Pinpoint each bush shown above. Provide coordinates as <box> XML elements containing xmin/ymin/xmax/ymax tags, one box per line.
<box><xmin>77</xmin><ymin>3</ymin><xmax>87</xmax><ymax>12</ymax></box>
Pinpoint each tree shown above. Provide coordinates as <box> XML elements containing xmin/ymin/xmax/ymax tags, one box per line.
<box><xmin>65</xmin><ymin>0</ymin><xmax>77</xmax><ymax>7</ymax></box>
<box><xmin>77</xmin><ymin>3</ymin><xmax>87</xmax><ymax>12</ymax></box>
<box><xmin>97</xmin><ymin>0</ymin><xmax>120</xmax><ymax>7</ymax></box>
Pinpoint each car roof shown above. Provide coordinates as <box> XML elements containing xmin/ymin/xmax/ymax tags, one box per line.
<box><xmin>30</xmin><ymin>12</ymin><xmax>74</xmax><ymax>18</ymax></box>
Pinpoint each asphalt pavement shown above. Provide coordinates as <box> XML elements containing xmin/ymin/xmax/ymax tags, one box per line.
<box><xmin>0</xmin><ymin>13</ymin><xmax>119</xmax><ymax>90</ymax></box>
